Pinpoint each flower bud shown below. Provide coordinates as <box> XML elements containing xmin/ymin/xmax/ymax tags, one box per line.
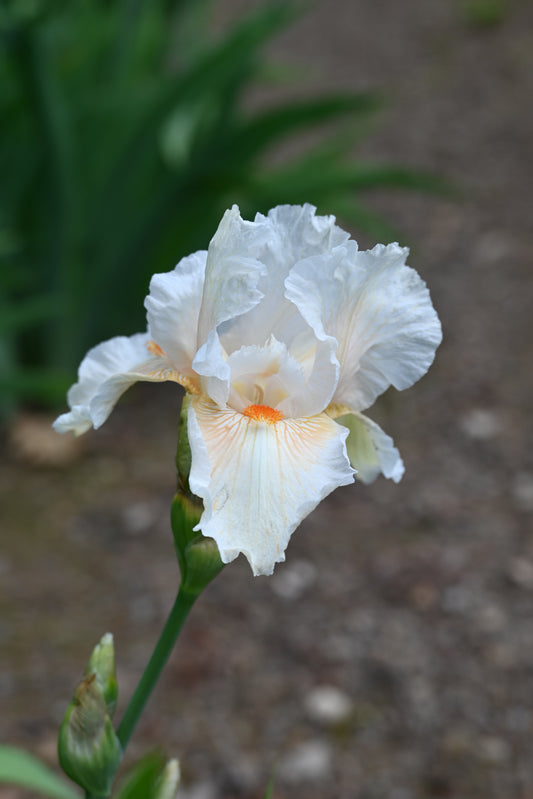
<box><xmin>182</xmin><ymin>534</ymin><xmax>225</xmax><ymax>596</ymax></box>
<box><xmin>172</xmin><ymin>397</ymin><xmax>224</xmax><ymax>595</ymax></box>
<box><xmin>171</xmin><ymin>492</ymin><xmax>224</xmax><ymax>595</ymax></box>
<box><xmin>176</xmin><ymin>395</ymin><xmax>193</xmax><ymax>495</ymax></box>
<box><xmin>85</xmin><ymin>632</ymin><xmax>118</xmax><ymax>718</ymax></box>
<box><xmin>58</xmin><ymin>672</ymin><xmax>122</xmax><ymax>796</ymax></box>
<box><xmin>171</xmin><ymin>491</ymin><xmax>203</xmax><ymax>561</ymax></box>
<box><xmin>154</xmin><ymin>758</ymin><xmax>181</xmax><ymax>799</ymax></box>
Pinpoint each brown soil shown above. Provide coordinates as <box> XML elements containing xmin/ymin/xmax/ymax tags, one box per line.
<box><xmin>2</xmin><ymin>1</ymin><xmax>533</xmax><ymax>798</ymax></box>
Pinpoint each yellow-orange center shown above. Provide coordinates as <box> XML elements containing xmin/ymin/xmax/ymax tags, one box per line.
<box><xmin>242</xmin><ymin>404</ymin><xmax>284</xmax><ymax>423</ymax></box>
<box><xmin>146</xmin><ymin>340</ymin><xmax>166</xmax><ymax>357</ymax></box>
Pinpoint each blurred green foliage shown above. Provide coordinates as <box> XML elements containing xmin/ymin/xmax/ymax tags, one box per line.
<box><xmin>460</xmin><ymin>0</ymin><xmax>508</xmax><ymax>27</ymax></box>
<box><xmin>0</xmin><ymin>0</ymin><xmax>446</xmax><ymax>414</ymax></box>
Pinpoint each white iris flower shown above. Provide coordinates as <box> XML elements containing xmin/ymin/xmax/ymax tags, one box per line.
<box><xmin>54</xmin><ymin>205</ymin><xmax>442</xmax><ymax>575</ymax></box>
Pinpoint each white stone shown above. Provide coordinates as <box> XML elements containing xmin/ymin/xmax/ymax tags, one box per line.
<box><xmin>512</xmin><ymin>472</ymin><xmax>533</xmax><ymax>512</ymax></box>
<box><xmin>460</xmin><ymin>408</ymin><xmax>502</xmax><ymax>440</ymax></box>
<box><xmin>507</xmin><ymin>557</ymin><xmax>533</xmax><ymax>589</ymax></box>
<box><xmin>477</xmin><ymin>736</ymin><xmax>510</xmax><ymax>765</ymax></box>
<box><xmin>305</xmin><ymin>685</ymin><xmax>353</xmax><ymax>724</ymax></box>
<box><xmin>270</xmin><ymin>559</ymin><xmax>317</xmax><ymax>599</ymax></box>
<box><xmin>280</xmin><ymin>740</ymin><xmax>332</xmax><ymax>782</ymax></box>
<box><xmin>121</xmin><ymin>501</ymin><xmax>157</xmax><ymax>534</ymax></box>
<box><xmin>178</xmin><ymin>782</ymin><xmax>216</xmax><ymax>799</ymax></box>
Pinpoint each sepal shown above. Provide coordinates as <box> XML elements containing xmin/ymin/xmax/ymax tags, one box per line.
<box><xmin>154</xmin><ymin>758</ymin><xmax>180</xmax><ymax>799</ymax></box>
<box><xmin>176</xmin><ymin>395</ymin><xmax>193</xmax><ymax>495</ymax></box>
<box><xmin>85</xmin><ymin>632</ymin><xmax>118</xmax><ymax>718</ymax></box>
<box><xmin>58</xmin><ymin>672</ymin><xmax>122</xmax><ymax>797</ymax></box>
<box><xmin>171</xmin><ymin>492</ymin><xmax>224</xmax><ymax>596</ymax></box>
<box><xmin>181</xmin><ymin>534</ymin><xmax>225</xmax><ymax>596</ymax></box>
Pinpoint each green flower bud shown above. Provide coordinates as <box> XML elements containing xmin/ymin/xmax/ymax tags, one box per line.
<box><xmin>58</xmin><ymin>672</ymin><xmax>122</xmax><ymax>797</ymax></box>
<box><xmin>172</xmin><ymin>397</ymin><xmax>224</xmax><ymax>596</ymax></box>
<box><xmin>176</xmin><ymin>395</ymin><xmax>193</xmax><ymax>495</ymax></box>
<box><xmin>85</xmin><ymin>632</ymin><xmax>118</xmax><ymax>718</ymax></box>
<box><xmin>154</xmin><ymin>759</ymin><xmax>181</xmax><ymax>799</ymax></box>
<box><xmin>171</xmin><ymin>490</ymin><xmax>203</xmax><ymax>563</ymax></box>
<box><xmin>171</xmin><ymin>492</ymin><xmax>224</xmax><ymax>596</ymax></box>
<box><xmin>182</xmin><ymin>534</ymin><xmax>225</xmax><ymax>596</ymax></box>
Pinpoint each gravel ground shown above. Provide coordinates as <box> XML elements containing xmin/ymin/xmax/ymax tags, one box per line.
<box><xmin>2</xmin><ymin>1</ymin><xmax>533</xmax><ymax>798</ymax></box>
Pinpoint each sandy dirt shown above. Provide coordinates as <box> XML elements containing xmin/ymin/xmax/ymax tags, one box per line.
<box><xmin>2</xmin><ymin>1</ymin><xmax>533</xmax><ymax>797</ymax></box>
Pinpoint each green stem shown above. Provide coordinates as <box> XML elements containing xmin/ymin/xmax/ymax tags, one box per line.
<box><xmin>116</xmin><ymin>585</ymin><xmax>197</xmax><ymax>750</ymax></box>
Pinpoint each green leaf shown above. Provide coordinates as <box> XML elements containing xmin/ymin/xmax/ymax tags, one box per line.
<box><xmin>0</xmin><ymin>746</ymin><xmax>80</xmax><ymax>799</ymax></box>
<box><xmin>264</xmin><ymin>768</ymin><xmax>277</xmax><ymax>799</ymax></box>
<box><xmin>113</xmin><ymin>752</ymin><xmax>166</xmax><ymax>799</ymax></box>
<box><xmin>250</xmin><ymin>159</ymin><xmax>453</xmax><ymax>200</ymax></box>
<box><xmin>329</xmin><ymin>198</ymin><xmax>401</xmax><ymax>241</ymax></box>
<box><xmin>230</xmin><ymin>92</ymin><xmax>380</xmax><ymax>163</ymax></box>
<box><xmin>0</xmin><ymin>294</ymin><xmax>60</xmax><ymax>334</ymax></box>
<box><xmin>88</xmin><ymin>0</ymin><xmax>296</xmax><ymax>227</ymax></box>
<box><xmin>0</xmin><ymin>367</ymin><xmax>72</xmax><ymax>404</ymax></box>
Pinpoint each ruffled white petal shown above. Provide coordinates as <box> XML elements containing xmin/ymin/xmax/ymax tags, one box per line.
<box><xmin>53</xmin><ymin>333</ymin><xmax>186</xmax><ymax>435</ymax></box>
<box><xmin>196</xmin><ymin>206</ymin><xmax>270</xmax><ymax>345</ymax></box>
<box><xmin>332</xmin><ymin>407</ymin><xmax>404</xmax><ymax>484</ymax></box>
<box><xmin>285</xmin><ymin>242</ymin><xmax>442</xmax><ymax>411</ymax></box>
<box><xmin>225</xmin><ymin>334</ymin><xmax>337</xmax><ymax>419</ymax></box>
<box><xmin>226</xmin><ymin>337</ymin><xmax>305</xmax><ymax>413</ymax></box>
<box><xmin>188</xmin><ymin>396</ymin><xmax>355</xmax><ymax>575</ymax></box>
<box><xmin>192</xmin><ymin>206</ymin><xmax>273</xmax><ymax>405</ymax></box>
<box><xmin>144</xmin><ymin>250</ymin><xmax>206</xmax><ymax>381</ymax></box>
<box><xmin>220</xmin><ymin>203</ymin><xmax>347</xmax><ymax>353</ymax></box>
<box><xmin>193</xmin><ymin>329</ymin><xmax>231</xmax><ymax>408</ymax></box>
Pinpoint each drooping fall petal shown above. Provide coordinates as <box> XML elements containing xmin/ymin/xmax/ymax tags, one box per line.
<box><xmin>331</xmin><ymin>408</ymin><xmax>404</xmax><ymax>484</ymax></box>
<box><xmin>53</xmin><ymin>333</ymin><xmax>187</xmax><ymax>435</ymax></box>
<box><xmin>188</xmin><ymin>395</ymin><xmax>355</xmax><ymax>575</ymax></box>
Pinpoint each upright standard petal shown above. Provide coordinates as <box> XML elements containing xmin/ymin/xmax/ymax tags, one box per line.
<box><xmin>193</xmin><ymin>206</ymin><xmax>271</xmax><ymax>405</ymax></box>
<box><xmin>220</xmin><ymin>204</ymin><xmax>347</xmax><ymax>354</ymax></box>
<box><xmin>285</xmin><ymin>242</ymin><xmax>442</xmax><ymax>411</ymax></box>
<box><xmin>329</xmin><ymin>407</ymin><xmax>404</xmax><ymax>484</ymax></box>
<box><xmin>188</xmin><ymin>396</ymin><xmax>355</xmax><ymax>575</ymax></box>
<box><xmin>144</xmin><ymin>250</ymin><xmax>206</xmax><ymax>382</ymax></box>
<box><xmin>196</xmin><ymin>206</ymin><xmax>270</xmax><ymax>344</ymax></box>
<box><xmin>53</xmin><ymin>333</ymin><xmax>187</xmax><ymax>435</ymax></box>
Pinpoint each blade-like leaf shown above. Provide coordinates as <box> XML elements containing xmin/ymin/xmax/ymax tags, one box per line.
<box><xmin>0</xmin><ymin>294</ymin><xmax>60</xmax><ymax>334</ymax></box>
<box><xmin>264</xmin><ymin>768</ymin><xmax>277</xmax><ymax>799</ymax></box>
<box><xmin>113</xmin><ymin>752</ymin><xmax>166</xmax><ymax>799</ymax></box>
<box><xmin>328</xmin><ymin>198</ymin><xmax>402</xmax><ymax>242</ymax></box>
<box><xmin>0</xmin><ymin>367</ymin><xmax>72</xmax><ymax>404</ymax></box>
<box><xmin>0</xmin><ymin>746</ymin><xmax>80</xmax><ymax>799</ymax></box>
<box><xmin>248</xmin><ymin>160</ymin><xmax>452</xmax><ymax>203</ymax></box>
<box><xmin>230</xmin><ymin>92</ymin><xmax>380</xmax><ymax>163</ymax></box>
<box><xmin>88</xmin><ymin>1</ymin><xmax>296</xmax><ymax>233</ymax></box>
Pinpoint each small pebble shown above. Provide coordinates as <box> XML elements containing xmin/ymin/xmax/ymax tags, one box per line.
<box><xmin>0</xmin><ymin>556</ymin><xmax>11</xmax><ymax>576</ymax></box>
<box><xmin>505</xmin><ymin>706</ymin><xmax>531</xmax><ymax>733</ymax></box>
<box><xmin>280</xmin><ymin>740</ymin><xmax>332</xmax><ymax>782</ymax></box>
<box><xmin>178</xmin><ymin>783</ymin><xmax>216</xmax><ymax>799</ymax></box>
<box><xmin>512</xmin><ymin>472</ymin><xmax>533</xmax><ymax>512</ymax></box>
<box><xmin>460</xmin><ymin>408</ymin><xmax>501</xmax><ymax>440</ymax></box>
<box><xmin>270</xmin><ymin>559</ymin><xmax>317</xmax><ymax>599</ymax></box>
<box><xmin>441</xmin><ymin>584</ymin><xmax>472</xmax><ymax>614</ymax></box>
<box><xmin>476</xmin><ymin>735</ymin><xmax>510</xmax><ymax>765</ymax></box>
<box><xmin>305</xmin><ymin>685</ymin><xmax>353</xmax><ymax>725</ymax></box>
<box><xmin>128</xmin><ymin>594</ymin><xmax>158</xmax><ymax>623</ymax></box>
<box><xmin>507</xmin><ymin>557</ymin><xmax>533</xmax><ymax>590</ymax></box>
<box><xmin>121</xmin><ymin>501</ymin><xmax>157</xmax><ymax>535</ymax></box>
<box><xmin>476</xmin><ymin>603</ymin><xmax>507</xmax><ymax>633</ymax></box>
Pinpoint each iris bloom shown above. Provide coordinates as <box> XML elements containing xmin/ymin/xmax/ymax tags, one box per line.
<box><xmin>54</xmin><ymin>205</ymin><xmax>441</xmax><ymax>575</ymax></box>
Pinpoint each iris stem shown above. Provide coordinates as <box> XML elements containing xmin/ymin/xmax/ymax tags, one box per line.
<box><xmin>116</xmin><ymin>585</ymin><xmax>197</xmax><ymax>751</ymax></box>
